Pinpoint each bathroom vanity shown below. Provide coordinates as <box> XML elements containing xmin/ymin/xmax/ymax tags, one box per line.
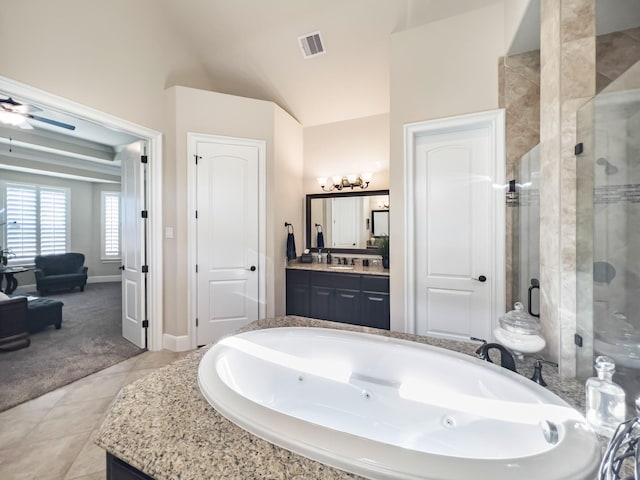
<box><xmin>96</xmin><ymin>316</ymin><xmax>590</xmax><ymax>480</ymax></box>
<box><xmin>286</xmin><ymin>264</ymin><xmax>390</xmax><ymax>329</ymax></box>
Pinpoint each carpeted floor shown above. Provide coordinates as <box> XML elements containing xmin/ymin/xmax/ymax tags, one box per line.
<box><xmin>0</xmin><ymin>282</ymin><xmax>144</xmax><ymax>412</ymax></box>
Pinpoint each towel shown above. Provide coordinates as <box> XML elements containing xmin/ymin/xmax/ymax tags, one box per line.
<box><xmin>286</xmin><ymin>232</ymin><xmax>297</xmax><ymax>260</ymax></box>
<box><xmin>317</xmin><ymin>231</ymin><xmax>325</xmax><ymax>249</ymax></box>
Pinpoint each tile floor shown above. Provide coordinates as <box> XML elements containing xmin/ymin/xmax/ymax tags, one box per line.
<box><xmin>0</xmin><ymin>349</ymin><xmax>192</xmax><ymax>480</ymax></box>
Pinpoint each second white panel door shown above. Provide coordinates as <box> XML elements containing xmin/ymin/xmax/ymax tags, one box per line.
<box><xmin>196</xmin><ymin>140</ymin><xmax>259</xmax><ymax>345</ymax></box>
<box><xmin>414</xmin><ymin>127</ymin><xmax>493</xmax><ymax>341</ymax></box>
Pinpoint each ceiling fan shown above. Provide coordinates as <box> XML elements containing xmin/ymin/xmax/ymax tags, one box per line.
<box><xmin>0</xmin><ymin>96</ymin><xmax>76</xmax><ymax>131</ymax></box>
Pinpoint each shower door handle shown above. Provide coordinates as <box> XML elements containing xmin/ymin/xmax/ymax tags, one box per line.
<box><xmin>528</xmin><ymin>278</ymin><xmax>540</xmax><ymax>318</ymax></box>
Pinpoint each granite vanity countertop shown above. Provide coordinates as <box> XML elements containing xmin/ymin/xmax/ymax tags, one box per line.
<box><xmin>95</xmin><ymin>316</ymin><xmax>587</xmax><ymax>480</ymax></box>
<box><xmin>286</xmin><ymin>261</ymin><xmax>389</xmax><ymax>276</ymax></box>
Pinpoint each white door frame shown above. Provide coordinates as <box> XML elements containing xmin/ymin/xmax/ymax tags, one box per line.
<box><xmin>404</xmin><ymin>109</ymin><xmax>505</xmax><ymax>336</ymax></box>
<box><xmin>187</xmin><ymin>132</ymin><xmax>266</xmax><ymax>349</ymax></box>
<box><xmin>0</xmin><ymin>76</ymin><xmax>164</xmax><ymax>351</ymax></box>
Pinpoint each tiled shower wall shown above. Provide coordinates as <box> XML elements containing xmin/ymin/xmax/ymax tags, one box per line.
<box><xmin>501</xmin><ymin>18</ymin><xmax>639</xmax><ymax>375</ymax></box>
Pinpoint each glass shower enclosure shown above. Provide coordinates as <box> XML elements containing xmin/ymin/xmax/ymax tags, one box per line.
<box><xmin>576</xmin><ymin>65</ymin><xmax>640</xmax><ymax>409</ymax></box>
<box><xmin>512</xmin><ymin>145</ymin><xmax>540</xmax><ymax>318</ymax></box>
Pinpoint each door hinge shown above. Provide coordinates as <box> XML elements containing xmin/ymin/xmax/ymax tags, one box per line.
<box><xmin>142</xmin><ymin>265</ymin><xmax>149</xmax><ymax>273</ymax></box>
<box><xmin>142</xmin><ymin>320</ymin><xmax>149</xmax><ymax>328</ymax></box>
<box><xmin>195</xmin><ymin>210</ymin><xmax>198</xmax><ymax>219</ymax></box>
<box><xmin>574</xmin><ymin>143</ymin><xmax>584</xmax><ymax>155</ymax></box>
<box><xmin>141</xmin><ymin>210</ymin><xmax>148</xmax><ymax>218</ymax></box>
<box><xmin>195</xmin><ymin>264</ymin><xmax>198</xmax><ymax>273</ymax></box>
<box><xmin>141</xmin><ymin>154</ymin><xmax>148</xmax><ymax>164</ymax></box>
<box><xmin>196</xmin><ymin>318</ymin><xmax>199</xmax><ymax>327</ymax></box>
<box><xmin>575</xmin><ymin>333</ymin><xmax>583</xmax><ymax>347</ymax></box>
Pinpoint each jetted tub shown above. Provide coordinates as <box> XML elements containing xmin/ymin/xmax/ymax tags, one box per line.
<box><xmin>198</xmin><ymin>327</ymin><xmax>600</xmax><ymax>480</ymax></box>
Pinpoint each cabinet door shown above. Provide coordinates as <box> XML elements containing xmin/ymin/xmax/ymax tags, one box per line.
<box><xmin>333</xmin><ymin>289</ymin><xmax>361</xmax><ymax>324</ymax></box>
<box><xmin>310</xmin><ymin>286</ymin><xmax>333</xmax><ymax>320</ymax></box>
<box><xmin>107</xmin><ymin>453</ymin><xmax>154</xmax><ymax>480</ymax></box>
<box><xmin>286</xmin><ymin>270</ymin><xmax>310</xmax><ymax>316</ymax></box>
<box><xmin>286</xmin><ymin>284</ymin><xmax>310</xmax><ymax>316</ymax></box>
<box><xmin>361</xmin><ymin>291</ymin><xmax>390</xmax><ymax>330</ymax></box>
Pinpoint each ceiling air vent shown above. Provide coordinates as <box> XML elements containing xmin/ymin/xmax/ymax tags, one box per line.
<box><xmin>298</xmin><ymin>31</ymin><xmax>325</xmax><ymax>59</ymax></box>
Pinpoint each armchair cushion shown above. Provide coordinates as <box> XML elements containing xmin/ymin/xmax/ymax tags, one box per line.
<box><xmin>0</xmin><ymin>297</ymin><xmax>30</xmax><ymax>351</ymax></box>
<box><xmin>34</xmin><ymin>253</ymin><xmax>88</xmax><ymax>295</ymax></box>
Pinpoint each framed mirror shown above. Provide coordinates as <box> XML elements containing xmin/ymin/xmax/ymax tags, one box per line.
<box><xmin>305</xmin><ymin>189</ymin><xmax>389</xmax><ymax>254</ymax></box>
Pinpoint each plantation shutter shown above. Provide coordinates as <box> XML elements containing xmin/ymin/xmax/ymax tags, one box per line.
<box><xmin>103</xmin><ymin>191</ymin><xmax>120</xmax><ymax>258</ymax></box>
<box><xmin>40</xmin><ymin>188</ymin><xmax>68</xmax><ymax>255</ymax></box>
<box><xmin>6</xmin><ymin>185</ymin><xmax>37</xmax><ymax>261</ymax></box>
<box><xmin>5</xmin><ymin>184</ymin><xmax>68</xmax><ymax>263</ymax></box>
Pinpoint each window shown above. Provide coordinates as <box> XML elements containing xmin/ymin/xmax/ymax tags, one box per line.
<box><xmin>102</xmin><ymin>191</ymin><xmax>121</xmax><ymax>259</ymax></box>
<box><xmin>4</xmin><ymin>183</ymin><xmax>69</xmax><ymax>263</ymax></box>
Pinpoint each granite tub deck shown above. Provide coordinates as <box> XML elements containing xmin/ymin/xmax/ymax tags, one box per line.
<box><xmin>95</xmin><ymin>316</ymin><xmax>588</xmax><ymax>480</ymax></box>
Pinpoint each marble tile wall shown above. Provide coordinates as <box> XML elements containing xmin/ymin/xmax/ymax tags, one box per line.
<box><xmin>597</xmin><ymin>27</ymin><xmax>640</xmax><ymax>93</ymax></box>
<box><xmin>499</xmin><ymin>51</ymin><xmax>541</xmax><ymax>309</ymax></box>
<box><xmin>540</xmin><ymin>0</ymin><xmax>595</xmax><ymax>376</ymax></box>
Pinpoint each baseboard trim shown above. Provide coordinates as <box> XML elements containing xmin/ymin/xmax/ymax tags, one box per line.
<box><xmin>88</xmin><ymin>276</ymin><xmax>121</xmax><ymax>284</ymax></box>
<box><xmin>163</xmin><ymin>333</ymin><xmax>191</xmax><ymax>352</ymax></box>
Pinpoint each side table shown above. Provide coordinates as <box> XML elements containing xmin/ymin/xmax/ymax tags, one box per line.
<box><xmin>0</xmin><ymin>266</ymin><xmax>29</xmax><ymax>294</ymax></box>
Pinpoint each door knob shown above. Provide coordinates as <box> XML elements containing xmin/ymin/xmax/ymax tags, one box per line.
<box><xmin>473</xmin><ymin>275</ymin><xmax>487</xmax><ymax>282</ymax></box>
<box><xmin>249</xmin><ymin>265</ymin><xmax>256</xmax><ymax>271</ymax></box>
<box><xmin>119</xmin><ymin>265</ymin><xmax>125</xmax><ymax>271</ymax></box>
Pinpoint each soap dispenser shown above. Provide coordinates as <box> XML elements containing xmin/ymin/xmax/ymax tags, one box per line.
<box><xmin>585</xmin><ymin>355</ymin><xmax>626</xmax><ymax>438</ymax></box>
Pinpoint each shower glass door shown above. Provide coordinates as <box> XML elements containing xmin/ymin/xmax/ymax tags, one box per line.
<box><xmin>576</xmin><ymin>71</ymin><xmax>640</xmax><ymax>408</ymax></box>
<box><xmin>512</xmin><ymin>145</ymin><xmax>540</xmax><ymax>316</ymax></box>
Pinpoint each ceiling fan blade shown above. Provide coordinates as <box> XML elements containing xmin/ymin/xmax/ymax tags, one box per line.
<box><xmin>26</xmin><ymin>114</ymin><xmax>76</xmax><ymax>131</ymax></box>
<box><xmin>0</xmin><ymin>97</ymin><xmax>42</xmax><ymax>113</ymax></box>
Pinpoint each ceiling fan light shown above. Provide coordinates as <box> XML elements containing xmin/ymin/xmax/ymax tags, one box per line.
<box><xmin>0</xmin><ymin>110</ymin><xmax>26</xmax><ymax>127</ymax></box>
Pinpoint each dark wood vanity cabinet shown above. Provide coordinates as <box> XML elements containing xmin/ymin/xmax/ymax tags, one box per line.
<box><xmin>287</xmin><ymin>269</ymin><xmax>389</xmax><ymax>329</ymax></box>
<box><xmin>107</xmin><ymin>453</ymin><xmax>154</xmax><ymax>479</ymax></box>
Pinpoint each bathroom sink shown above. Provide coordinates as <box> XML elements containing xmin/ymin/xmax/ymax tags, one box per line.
<box><xmin>328</xmin><ymin>265</ymin><xmax>354</xmax><ymax>270</ymax></box>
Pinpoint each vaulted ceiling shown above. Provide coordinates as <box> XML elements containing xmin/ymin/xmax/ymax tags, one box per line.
<box><xmin>154</xmin><ymin>0</ymin><xmax>502</xmax><ymax>126</ymax></box>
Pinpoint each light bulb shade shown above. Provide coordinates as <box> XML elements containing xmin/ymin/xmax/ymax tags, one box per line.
<box><xmin>332</xmin><ymin>175</ymin><xmax>342</xmax><ymax>185</ymax></box>
<box><xmin>346</xmin><ymin>174</ymin><xmax>358</xmax><ymax>184</ymax></box>
<box><xmin>317</xmin><ymin>177</ymin><xmax>327</xmax><ymax>187</ymax></box>
<box><xmin>361</xmin><ymin>172</ymin><xmax>373</xmax><ymax>182</ymax></box>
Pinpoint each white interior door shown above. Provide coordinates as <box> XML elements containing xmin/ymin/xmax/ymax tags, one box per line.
<box><xmin>332</xmin><ymin>197</ymin><xmax>360</xmax><ymax>248</ymax></box>
<box><xmin>121</xmin><ymin>141</ymin><xmax>147</xmax><ymax>348</ymax></box>
<box><xmin>196</xmin><ymin>139</ymin><xmax>260</xmax><ymax>345</ymax></box>
<box><xmin>414</xmin><ymin>127</ymin><xmax>495</xmax><ymax>341</ymax></box>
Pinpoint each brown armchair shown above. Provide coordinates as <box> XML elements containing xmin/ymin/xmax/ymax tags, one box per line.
<box><xmin>0</xmin><ymin>297</ymin><xmax>30</xmax><ymax>352</ymax></box>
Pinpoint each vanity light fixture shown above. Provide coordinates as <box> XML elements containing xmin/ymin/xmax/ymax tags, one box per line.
<box><xmin>317</xmin><ymin>172</ymin><xmax>372</xmax><ymax>192</ymax></box>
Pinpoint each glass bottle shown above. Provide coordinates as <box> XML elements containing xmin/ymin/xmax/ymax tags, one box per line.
<box><xmin>585</xmin><ymin>355</ymin><xmax>626</xmax><ymax>437</ymax></box>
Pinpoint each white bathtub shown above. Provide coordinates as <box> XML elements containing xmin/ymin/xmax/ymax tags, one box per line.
<box><xmin>198</xmin><ymin>327</ymin><xmax>600</xmax><ymax>480</ymax></box>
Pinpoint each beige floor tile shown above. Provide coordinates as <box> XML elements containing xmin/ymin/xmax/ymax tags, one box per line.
<box><xmin>123</xmin><ymin>367</ymin><xmax>158</xmax><ymax>386</ymax></box>
<box><xmin>43</xmin><ymin>397</ymin><xmax>113</xmax><ymax>423</ymax></box>
<box><xmin>90</xmin><ymin>354</ymin><xmax>141</xmax><ymax>378</ymax></box>
<box><xmin>56</xmin><ymin>372</ymin><xmax>130</xmax><ymax>406</ymax></box>
<box><xmin>0</xmin><ymin>388</ymin><xmax>68</xmax><ymax>423</ymax></box>
<box><xmin>0</xmin><ymin>431</ymin><xmax>89</xmax><ymax>480</ymax></box>
<box><xmin>22</xmin><ymin>409</ymin><xmax>103</xmax><ymax>444</ymax></box>
<box><xmin>65</xmin><ymin>473</ymin><xmax>105</xmax><ymax>480</ymax></box>
<box><xmin>63</xmin><ymin>430</ymin><xmax>106</xmax><ymax>479</ymax></box>
<box><xmin>132</xmin><ymin>349</ymin><xmax>191</xmax><ymax>370</ymax></box>
<box><xmin>0</xmin><ymin>417</ymin><xmax>39</xmax><ymax>451</ymax></box>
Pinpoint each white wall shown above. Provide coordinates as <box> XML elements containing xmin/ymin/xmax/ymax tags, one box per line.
<box><xmin>303</xmin><ymin>113</ymin><xmax>390</xmax><ymax>194</ymax></box>
<box><xmin>389</xmin><ymin>2</ymin><xmax>506</xmax><ymax>332</ymax></box>
<box><xmin>0</xmin><ymin>0</ymin><xmax>214</xmax><ymax>134</ymax></box>
<box><xmin>274</xmin><ymin>107</ymin><xmax>304</xmax><ymax>315</ymax></box>
<box><xmin>165</xmin><ymin>86</ymin><xmax>303</xmax><ymax>336</ymax></box>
